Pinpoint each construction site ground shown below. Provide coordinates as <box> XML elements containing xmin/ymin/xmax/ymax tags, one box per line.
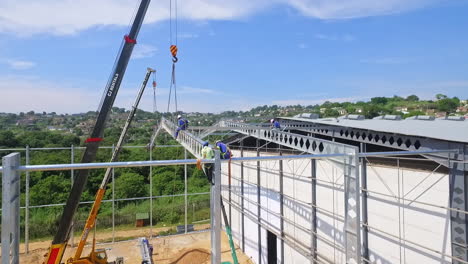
<box><xmin>15</xmin><ymin>225</ymin><xmax>253</xmax><ymax>264</ymax></box>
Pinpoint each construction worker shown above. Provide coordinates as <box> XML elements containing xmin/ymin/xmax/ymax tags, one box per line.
<box><xmin>216</xmin><ymin>140</ymin><xmax>232</xmax><ymax>159</ymax></box>
<box><xmin>175</xmin><ymin>114</ymin><xmax>188</xmax><ymax>138</ymax></box>
<box><xmin>270</xmin><ymin>118</ymin><xmax>281</xmax><ymax>130</ymax></box>
<box><xmin>201</xmin><ymin>141</ymin><xmax>215</xmax><ymax>184</ymax></box>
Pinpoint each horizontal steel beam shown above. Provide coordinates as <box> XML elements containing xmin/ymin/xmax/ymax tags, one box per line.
<box><xmin>0</xmin><ymin>149</ymin><xmax>456</xmax><ymax>173</ymax></box>
<box><xmin>0</xmin><ymin>145</ymin><xmax>182</xmax><ymax>152</ymax></box>
<box><xmin>0</xmin><ymin>152</ymin><xmax>355</xmax><ymax>172</ymax></box>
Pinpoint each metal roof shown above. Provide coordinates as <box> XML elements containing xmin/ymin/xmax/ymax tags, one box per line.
<box><xmin>281</xmin><ymin>116</ymin><xmax>468</xmax><ymax>143</ymax></box>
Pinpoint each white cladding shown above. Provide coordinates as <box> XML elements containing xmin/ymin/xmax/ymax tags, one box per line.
<box><xmin>222</xmin><ymin>150</ymin><xmax>451</xmax><ymax>264</ymax></box>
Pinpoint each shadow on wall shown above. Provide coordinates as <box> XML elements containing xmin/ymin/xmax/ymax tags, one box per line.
<box><xmin>223</xmin><ymin>184</ymin><xmax>397</xmax><ymax>263</ymax></box>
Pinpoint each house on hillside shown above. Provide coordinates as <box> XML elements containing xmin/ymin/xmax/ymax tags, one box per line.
<box><xmin>394</xmin><ymin>106</ymin><xmax>409</xmax><ymax>114</ymax></box>
<box><xmin>332</xmin><ymin>107</ymin><xmax>347</xmax><ymax>115</ymax></box>
<box><xmin>16</xmin><ymin>118</ymin><xmax>36</xmax><ymax>126</ymax></box>
<box><xmin>456</xmin><ymin>106</ymin><xmax>467</xmax><ymax>113</ymax></box>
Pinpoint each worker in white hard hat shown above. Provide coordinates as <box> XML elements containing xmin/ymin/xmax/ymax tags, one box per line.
<box><xmin>175</xmin><ymin>114</ymin><xmax>189</xmax><ymax>138</ymax></box>
<box><xmin>270</xmin><ymin>118</ymin><xmax>281</xmax><ymax>130</ymax></box>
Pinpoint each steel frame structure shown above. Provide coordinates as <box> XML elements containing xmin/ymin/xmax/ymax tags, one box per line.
<box><xmin>1</xmin><ymin>118</ymin><xmax>465</xmax><ymax>264</ymax></box>
<box><xmin>195</xmin><ymin>119</ymin><xmax>465</xmax><ymax>263</ymax></box>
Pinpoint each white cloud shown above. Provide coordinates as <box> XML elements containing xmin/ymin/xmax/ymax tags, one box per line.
<box><xmin>179</xmin><ymin>86</ymin><xmax>215</xmax><ymax>94</ymax></box>
<box><xmin>298</xmin><ymin>43</ymin><xmax>307</xmax><ymax>49</ymax></box>
<box><xmin>272</xmin><ymin>96</ymin><xmax>368</xmax><ymax>106</ymax></box>
<box><xmin>132</xmin><ymin>44</ymin><xmax>158</xmax><ymax>59</ymax></box>
<box><xmin>178</xmin><ymin>33</ymin><xmax>199</xmax><ymax>39</ymax></box>
<box><xmin>0</xmin><ymin>75</ymin><xmax>225</xmax><ymax>113</ymax></box>
<box><xmin>286</xmin><ymin>0</ymin><xmax>440</xmax><ymax>19</ymax></box>
<box><xmin>0</xmin><ymin>75</ymin><xmax>99</xmax><ymax>113</ymax></box>
<box><xmin>314</xmin><ymin>33</ymin><xmax>356</xmax><ymax>42</ymax></box>
<box><xmin>360</xmin><ymin>57</ymin><xmax>410</xmax><ymax>64</ymax></box>
<box><xmin>0</xmin><ymin>0</ymin><xmax>443</xmax><ymax>36</ymax></box>
<box><xmin>5</xmin><ymin>59</ymin><xmax>36</xmax><ymax>70</ymax></box>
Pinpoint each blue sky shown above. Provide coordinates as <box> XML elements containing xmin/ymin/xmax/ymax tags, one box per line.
<box><xmin>0</xmin><ymin>0</ymin><xmax>467</xmax><ymax>113</ymax></box>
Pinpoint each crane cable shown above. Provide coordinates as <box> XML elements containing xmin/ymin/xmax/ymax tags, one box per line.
<box><xmin>152</xmin><ymin>72</ymin><xmax>157</xmax><ymax>113</ymax></box>
<box><xmin>167</xmin><ymin>0</ymin><xmax>178</xmax><ymax>116</ymax></box>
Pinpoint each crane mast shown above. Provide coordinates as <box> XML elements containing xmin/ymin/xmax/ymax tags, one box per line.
<box><xmin>43</xmin><ymin>1</ymin><xmax>151</xmax><ymax>263</ymax></box>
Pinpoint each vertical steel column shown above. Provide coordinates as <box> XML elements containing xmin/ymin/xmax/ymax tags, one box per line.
<box><xmin>184</xmin><ymin>149</ymin><xmax>188</xmax><ymax>234</ymax></box>
<box><xmin>257</xmin><ymin>139</ymin><xmax>262</xmax><ymax>263</ymax></box>
<box><xmin>211</xmin><ymin>150</ymin><xmax>222</xmax><ymax>264</ymax></box>
<box><xmin>111</xmin><ymin>144</ymin><xmax>115</xmax><ymax>244</ymax></box>
<box><xmin>70</xmin><ymin>145</ymin><xmax>75</xmax><ymax>247</ymax></box>
<box><xmin>241</xmin><ymin>140</ymin><xmax>245</xmax><ymax>251</ymax></box>
<box><xmin>229</xmin><ymin>150</ymin><xmax>232</xmax><ymax>230</ymax></box>
<box><xmin>25</xmin><ymin>145</ymin><xmax>30</xmax><ymax>254</ymax></box>
<box><xmin>2</xmin><ymin>153</ymin><xmax>21</xmax><ymax>264</ymax></box>
<box><xmin>279</xmin><ymin>149</ymin><xmax>285</xmax><ymax>264</ymax></box>
<box><xmin>311</xmin><ymin>159</ymin><xmax>318</xmax><ymax>263</ymax></box>
<box><xmin>344</xmin><ymin>148</ymin><xmax>362</xmax><ymax>264</ymax></box>
<box><xmin>149</xmin><ymin>148</ymin><xmax>153</xmax><ymax>239</ymax></box>
<box><xmin>360</xmin><ymin>143</ymin><xmax>369</xmax><ymax>262</ymax></box>
<box><xmin>449</xmin><ymin>148</ymin><xmax>468</xmax><ymax>264</ymax></box>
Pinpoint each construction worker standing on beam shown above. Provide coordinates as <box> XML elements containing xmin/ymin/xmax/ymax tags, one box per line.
<box><xmin>201</xmin><ymin>141</ymin><xmax>215</xmax><ymax>183</ymax></box>
<box><xmin>175</xmin><ymin>114</ymin><xmax>188</xmax><ymax>138</ymax></box>
<box><xmin>216</xmin><ymin>140</ymin><xmax>232</xmax><ymax>159</ymax></box>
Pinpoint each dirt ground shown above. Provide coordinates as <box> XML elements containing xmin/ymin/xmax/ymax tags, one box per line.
<box><xmin>15</xmin><ymin>227</ymin><xmax>254</xmax><ymax>264</ymax></box>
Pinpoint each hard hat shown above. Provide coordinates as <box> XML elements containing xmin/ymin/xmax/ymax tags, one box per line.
<box><xmin>203</xmin><ymin>141</ymin><xmax>209</xmax><ymax>147</ymax></box>
<box><xmin>177</xmin><ymin>115</ymin><xmax>182</xmax><ymax>119</ymax></box>
<box><xmin>270</xmin><ymin>119</ymin><xmax>274</xmax><ymax>123</ymax></box>
<box><xmin>216</xmin><ymin>140</ymin><xmax>222</xmax><ymax>144</ymax></box>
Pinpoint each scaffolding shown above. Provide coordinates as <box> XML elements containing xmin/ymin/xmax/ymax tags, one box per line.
<box><xmin>1</xmin><ymin>117</ymin><xmax>466</xmax><ymax>264</ymax></box>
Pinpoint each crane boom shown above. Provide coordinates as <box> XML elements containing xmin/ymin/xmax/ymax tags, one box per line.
<box><xmin>44</xmin><ymin>1</ymin><xmax>151</xmax><ymax>263</ymax></box>
<box><xmin>71</xmin><ymin>67</ymin><xmax>155</xmax><ymax>261</ymax></box>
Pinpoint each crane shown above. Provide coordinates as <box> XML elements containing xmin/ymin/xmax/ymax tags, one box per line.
<box><xmin>68</xmin><ymin>68</ymin><xmax>156</xmax><ymax>264</ymax></box>
<box><xmin>43</xmin><ymin>1</ymin><xmax>151</xmax><ymax>263</ymax></box>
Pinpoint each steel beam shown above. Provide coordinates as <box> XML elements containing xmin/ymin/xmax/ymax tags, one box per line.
<box><xmin>211</xmin><ymin>150</ymin><xmax>222</xmax><ymax>264</ymax></box>
<box><xmin>343</xmin><ymin>148</ymin><xmax>362</xmax><ymax>264</ymax></box>
<box><xmin>257</xmin><ymin>139</ymin><xmax>262</xmax><ymax>263</ymax></box>
<box><xmin>360</xmin><ymin>143</ymin><xmax>369</xmax><ymax>262</ymax></box>
<box><xmin>241</xmin><ymin>140</ymin><xmax>246</xmax><ymax>251</ymax></box>
<box><xmin>450</xmin><ymin>148</ymin><xmax>468</xmax><ymax>263</ymax></box>
<box><xmin>311</xmin><ymin>159</ymin><xmax>318</xmax><ymax>263</ymax></box>
<box><xmin>184</xmin><ymin>149</ymin><xmax>188</xmax><ymax>234</ymax></box>
<box><xmin>279</xmin><ymin>149</ymin><xmax>285</xmax><ymax>264</ymax></box>
<box><xmin>25</xmin><ymin>146</ymin><xmax>30</xmax><ymax>254</ymax></box>
<box><xmin>2</xmin><ymin>153</ymin><xmax>21</xmax><ymax>264</ymax></box>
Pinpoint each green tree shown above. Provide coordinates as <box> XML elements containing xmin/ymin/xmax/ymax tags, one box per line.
<box><xmin>30</xmin><ymin>174</ymin><xmax>71</xmax><ymax>205</ymax></box>
<box><xmin>436</xmin><ymin>94</ymin><xmax>447</xmax><ymax>100</ymax></box>
<box><xmin>323</xmin><ymin>109</ymin><xmax>339</xmax><ymax>117</ymax></box>
<box><xmin>437</xmin><ymin>98</ymin><xmax>458</xmax><ymax>112</ymax></box>
<box><xmin>114</xmin><ymin>172</ymin><xmax>148</xmax><ymax>199</ymax></box>
<box><xmin>0</xmin><ymin>131</ymin><xmax>18</xmax><ymax>147</ymax></box>
<box><xmin>370</xmin><ymin>97</ymin><xmax>388</xmax><ymax>105</ymax></box>
<box><xmin>406</xmin><ymin>95</ymin><xmax>419</xmax><ymax>101</ymax></box>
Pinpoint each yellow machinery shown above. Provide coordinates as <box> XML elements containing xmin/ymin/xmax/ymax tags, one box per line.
<box><xmin>67</xmin><ymin>67</ymin><xmax>155</xmax><ymax>264</ymax></box>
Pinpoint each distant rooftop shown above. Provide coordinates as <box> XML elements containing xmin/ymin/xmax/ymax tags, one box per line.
<box><xmin>282</xmin><ymin>114</ymin><xmax>468</xmax><ymax>143</ymax></box>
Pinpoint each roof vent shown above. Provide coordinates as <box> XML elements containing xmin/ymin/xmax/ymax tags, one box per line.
<box><xmin>299</xmin><ymin>113</ymin><xmax>319</xmax><ymax>119</ymax></box>
<box><xmin>345</xmin><ymin>114</ymin><xmax>365</xmax><ymax>120</ymax></box>
<box><xmin>438</xmin><ymin>116</ymin><xmax>465</xmax><ymax>121</ymax></box>
<box><xmin>405</xmin><ymin>115</ymin><xmax>435</xmax><ymax>121</ymax></box>
<box><xmin>373</xmin><ymin>115</ymin><xmax>402</xmax><ymax>120</ymax></box>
